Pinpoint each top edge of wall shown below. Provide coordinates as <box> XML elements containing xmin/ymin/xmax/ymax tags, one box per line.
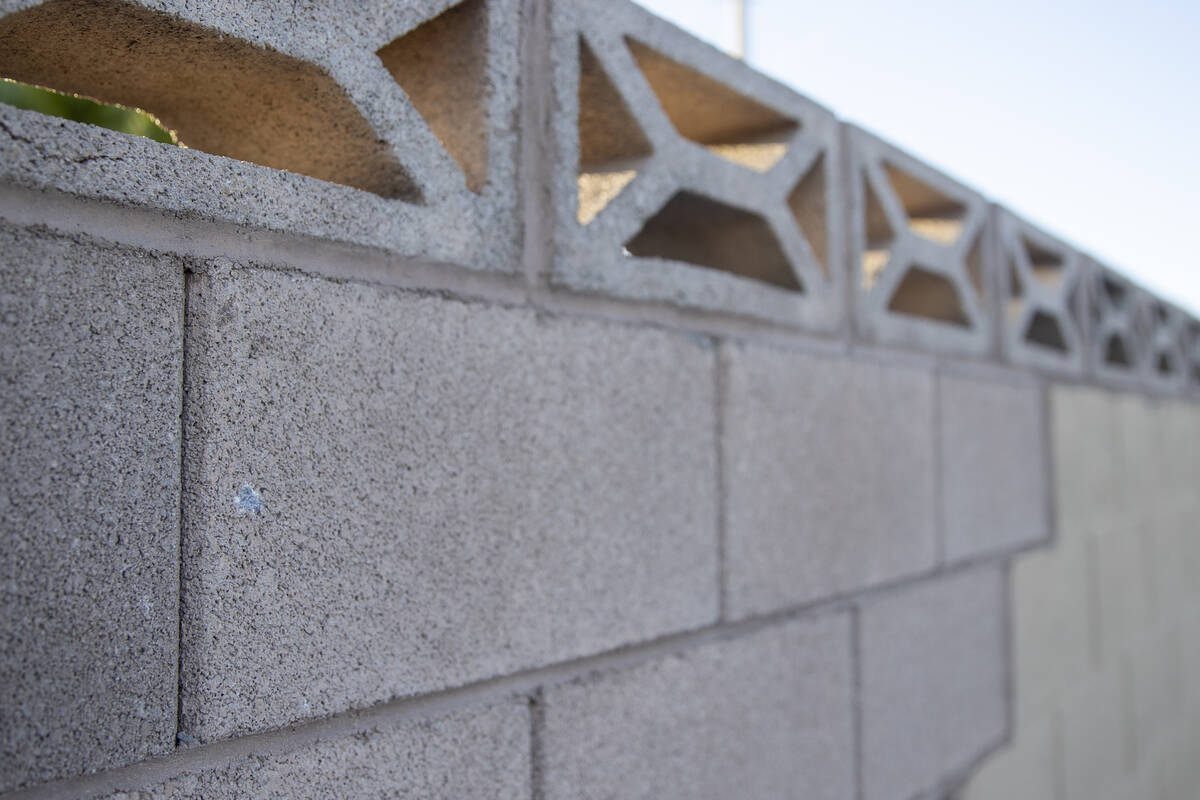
<box><xmin>0</xmin><ymin>0</ymin><xmax>1195</xmax><ymax>399</ymax></box>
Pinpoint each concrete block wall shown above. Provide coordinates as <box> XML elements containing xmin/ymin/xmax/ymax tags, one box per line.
<box><xmin>0</xmin><ymin>1</ymin><xmax>1196</xmax><ymax>798</ymax></box>
<box><xmin>960</xmin><ymin>387</ymin><xmax>1200</xmax><ymax>800</ymax></box>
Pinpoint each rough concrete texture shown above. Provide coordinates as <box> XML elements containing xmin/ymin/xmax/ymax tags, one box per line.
<box><xmin>846</xmin><ymin>124</ymin><xmax>995</xmax><ymax>356</ymax></box>
<box><xmin>995</xmin><ymin>207</ymin><xmax>1088</xmax><ymax>375</ymax></box>
<box><xmin>548</xmin><ymin>0</ymin><xmax>845</xmax><ymax>329</ymax></box>
<box><xmin>859</xmin><ymin>567</ymin><xmax>1008</xmax><ymax>800</ymax></box>
<box><xmin>99</xmin><ymin>701</ymin><xmax>529</xmax><ymax>800</ymax></box>
<box><xmin>180</xmin><ymin>264</ymin><xmax>719</xmax><ymax>742</ymax></box>
<box><xmin>939</xmin><ymin>371</ymin><xmax>1049</xmax><ymax>563</ymax></box>
<box><xmin>1087</xmin><ymin>261</ymin><xmax>1149</xmax><ymax>389</ymax></box>
<box><xmin>539</xmin><ymin>614</ymin><xmax>855</xmax><ymax>800</ymax></box>
<box><xmin>0</xmin><ymin>220</ymin><xmax>182</xmax><ymax>791</ymax></box>
<box><xmin>964</xmin><ymin>387</ymin><xmax>1200</xmax><ymax>800</ymax></box>
<box><xmin>0</xmin><ymin>0</ymin><xmax>521</xmax><ymax>270</ymax></box>
<box><xmin>721</xmin><ymin>342</ymin><xmax>938</xmax><ymax>617</ymax></box>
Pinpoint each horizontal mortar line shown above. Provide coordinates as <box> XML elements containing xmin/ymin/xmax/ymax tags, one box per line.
<box><xmin>1</xmin><ymin>180</ymin><xmax>1197</xmax><ymax>405</ymax></box>
<box><xmin>2</xmin><ymin>548</ymin><xmax>1032</xmax><ymax>800</ymax></box>
<box><xmin>0</xmin><ymin>182</ymin><xmax>532</xmax><ymax>309</ymax></box>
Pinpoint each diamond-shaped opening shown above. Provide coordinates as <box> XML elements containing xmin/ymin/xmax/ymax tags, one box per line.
<box><xmin>887</xmin><ymin>265</ymin><xmax>970</xmax><ymax>327</ymax></box>
<box><xmin>1025</xmin><ymin>310</ymin><xmax>1068</xmax><ymax>353</ymax></box>
<box><xmin>625</xmin><ymin>37</ymin><xmax>798</xmax><ymax>173</ymax></box>
<box><xmin>882</xmin><ymin>162</ymin><xmax>966</xmax><ymax>246</ymax></box>
<box><xmin>1105</xmin><ymin>334</ymin><xmax>1132</xmax><ymax>368</ymax></box>
<box><xmin>787</xmin><ymin>154</ymin><xmax>829</xmax><ymax>279</ymax></box>
<box><xmin>1022</xmin><ymin>237</ymin><xmax>1066</xmax><ymax>289</ymax></box>
<box><xmin>625</xmin><ymin>191</ymin><xmax>802</xmax><ymax>291</ymax></box>
<box><xmin>0</xmin><ymin>0</ymin><xmax>422</xmax><ymax>200</ymax></box>
<box><xmin>378</xmin><ymin>0</ymin><xmax>489</xmax><ymax>193</ymax></box>
<box><xmin>861</xmin><ymin>175</ymin><xmax>894</xmax><ymax>289</ymax></box>
<box><xmin>574</xmin><ymin>37</ymin><xmax>653</xmax><ymax>225</ymax></box>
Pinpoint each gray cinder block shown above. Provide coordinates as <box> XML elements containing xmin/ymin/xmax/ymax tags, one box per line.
<box><xmin>100</xmin><ymin>702</ymin><xmax>530</xmax><ymax>800</ymax></box>
<box><xmin>0</xmin><ymin>221</ymin><xmax>182</xmax><ymax>791</ymax></box>
<box><xmin>859</xmin><ymin>566</ymin><xmax>1008</xmax><ymax>800</ymax></box>
<box><xmin>180</xmin><ymin>264</ymin><xmax>719</xmax><ymax>742</ymax></box>
<box><xmin>1086</xmin><ymin>261</ymin><xmax>1148</xmax><ymax>389</ymax></box>
<box><xmin>995</xmin><ymin>208</ymin><xmax>1088</xmax><ymax>375</ymax></box>
<box><xmin>846</xmin><ymin>125</ymin><xmax>995</xmax><ymax>356</ymax></box>
<box><xmin>547</xmin><ymin>0</ymin><xmax>844</xmax><ymax>329</ymax></box>
<box><xmin>0</xmin><ymin>0</ymin><xmax>521</xmax><ymax>271</ymax></box>
<box><xmin>539</xmin><ymin>613</ymin><xmax>854</xmax><ymax>800</ymax></box>
<box><xmin>1138</xmin><ymin>294</ymin><xmax>1189</xmax><ymax>393</ymax></box>
<box><xmin>722</xmin><ymin>342</ymin><xmax>938</xmax><ymax>618</ymax></box>
<box><xmin>939</xmin><ymin>371</ymin><xmax>1049</xmax><ymax>563</ymax></box>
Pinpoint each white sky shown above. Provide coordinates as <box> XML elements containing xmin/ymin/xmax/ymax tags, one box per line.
<box><xmin>637</xmin><ymin>0</ymin><xmax>1200</xmax><ymax>315</ymax></box>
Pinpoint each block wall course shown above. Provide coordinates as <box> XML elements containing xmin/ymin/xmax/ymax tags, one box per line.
<box><xmin>0</xmin><ymin>0</ymin><xmax>523</xmax><ymax>271</ymax></box>
<box><xmin>0</xmin><ymin>220</ymin><xmax>182</xmax><ymax>792</ymax></box>
<box><xmin>938</xmin><ymin>371</ymin><xmax>1049</xmax><ymax>563</ymax></box>
<box><xmin>179</xmin><ymin>263</ymin><xmax>719</xmax><ymax>743</ymax></box>
<box><xmin>538</xmin><ymin>613</ymin><xmax>855</xmax><ymax>800</ymax></box>
<box><xmin>96</xmin><ymin>701</ymin><xmax>530</xmax><ymax>800</ymax></box>
<box><xmin>859</xmin><ymin>566</ymin><xmax>1008</xmax><ymax>800</ymax></box>
<box><xmin>721</xmin><ymin>341</ymin><xmax>938</xmax><ymax>618</ymax></box>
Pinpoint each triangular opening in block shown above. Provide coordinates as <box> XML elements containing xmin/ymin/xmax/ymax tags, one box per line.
<box><xmin>887</xmin><ymin>265</ymin><xmax>970</xmax><ymax>327</ymax></box>
<box><xmin>0</xmin><ymin>0</ymin><xmax>421</xmax><ymax>200</ymax></box>
<box><xmin>625</xmin><ymin>191</ymin><xmax>802</xmax><ymax>291</ymax></box>
<box><xmin>861</xmin><ymin>174</ymin><xmax>894</xmax><ymax>289</ymax></box>
<box><xmin>787</xmin><ymin>153</ymin><xmax>829</xmax><ymax>279</ymax></box>
<box><xmin>1022</xmin><ymin>236</ymin><xmax>1065</xmax><ymax>289</ymax></box>
<box><xmin>1105</xmin><ymin>334</ymin><xmax>1132</xmax><ymax>368</ymax></box>
<box><xmin>1157</xmin><ymin>351</ymin><xmax>1178</xmax><ymax>377</ymax></box>
<box><xmin>625</xmin><ymin>37</ymin><xmax>797</xmax><ymax>173</ymax></box>
<box><xmin>378</xmin><ymin>0</ymin><xmax>489</xmax><ymax>193</ymax></box>
<box><xmin>882</xmin><ymin>162</ymin><xmax>966</xmax><ymax>246</ymax></box>
<box><xmin>1</xmin><ymin>77</ymin><xmax>179</xmax><ymax>144</ymax></box>
<box><xmin>575</xmin><ymin>36</ymin><xmax>652</xmax><ymax>224</ymax></box>
<box><xmin>1025</xmin><ymin>310</ymin><xmax>1068</xmax><ymax>353</ymax></box>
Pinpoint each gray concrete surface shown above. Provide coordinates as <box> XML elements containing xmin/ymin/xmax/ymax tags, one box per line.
<box><xmin>0</xmin><ymin>221</ymin><xmax>182</xmax><ymax>791</ymax></box>
<box><xmin>98</xmin><ymin>702</ymin><xmax>530</xmax><ymax>800</ymax></box>
<box><xmin>548</xmin><ymin>0</ymin><xmax>845</xmax><ymax>329</ymax></box>
<box><xmin>539</xmin><ymin>613</ymin><xmax>855</xmax><ymax>800</ymax></box>
<box><xmin>859</xmin><ymin>567</ymin><xmax>1008</xmax><ymax>800</ymax></box>
<box><xmin>721</xmin><ymin>341</ymin><xmax>939</xmax><ymax>617</ymax></box>
<box><xmin>939</xmin><ymin>371</ymin><xmax>1049</xmax><ymax>563</ymax></box>
<box><xmin>180</xmin><ymin>263</ymin><xmax>719</xmax><ymax>742</ymax></box>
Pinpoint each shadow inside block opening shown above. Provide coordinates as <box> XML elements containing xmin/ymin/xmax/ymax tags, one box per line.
<box><xmin>624</xmin><ymin>191</ymin><xmax>804</xmax><ymax>292</ymax></box>
<box><xmin>0</xmin><ymin>0</ymin><xmax>426</xmax><ymax>200</ymax></box>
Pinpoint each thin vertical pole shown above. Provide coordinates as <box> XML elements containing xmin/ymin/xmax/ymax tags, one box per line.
<box><xmin>733</xmin><ymin>0</ymin><xmax>746</xmax><ymax>59</ymax></box>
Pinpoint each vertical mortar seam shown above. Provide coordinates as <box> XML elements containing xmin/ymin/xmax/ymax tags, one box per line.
<box><xmin>932</xmin><ymin>363</ymin><xmax>947</xmax><ymax>567</ymax></box>
<box><xmin>528</xmin><ymin>688</ymin><xmax>546</xmax><ymax>800</ymax></box>
<box><xmin>714</xmin><ymin>338</ymin><xmax>729</xmax><ymax>622</ymax></box>
<box><xmin>518</xmin><ymin>0</ymin><xmax>554</xmax><ymax>288</ymax></box>
<box><xmin>851</xmin><ymin>603</ymin><xmax>865</xmax><ymax>800</ymax></box>
<box><xmin>172</xmin><ymin>264</ymin><xmax>194</xmax><ymax>750</ymax></box>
